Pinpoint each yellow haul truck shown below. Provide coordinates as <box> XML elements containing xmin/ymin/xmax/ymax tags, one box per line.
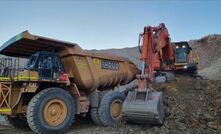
<box><xmin>0</xmin><ymin>31</ymin><xmax>140</xmax><ymax>134</ymax></box>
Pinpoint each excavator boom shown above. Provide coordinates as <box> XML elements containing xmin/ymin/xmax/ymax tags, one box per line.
<box><xmin>122</xmin><ymin>23</ymin><xmax>169</xmax><ymax>124</ymax></box>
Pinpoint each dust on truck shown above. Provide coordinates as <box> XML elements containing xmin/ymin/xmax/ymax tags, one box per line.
<box><xmin>0</xmin><ymin>31</ymin><xmax>140</xmax><ymax>133</ymax></box>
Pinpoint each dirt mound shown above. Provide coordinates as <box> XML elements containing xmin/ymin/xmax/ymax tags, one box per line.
<box><xmin>116</xmin><ymin>77</ymin><xmax>219</xmax><ymax>134</ymax></box>
<box><xmin>199</xmin><ymin>57</ymin><xmax>221</xmax><ymax>80</ymax></box>
<box><xmin>190</xmin><ymin>34</ymin><xmax>221</xmax><ymax>70</ymax></box>
<box><xmin>189</xmin><ymin>34</ymin><xmax>221</xmax><ymax>80</ymax></box>
<box><xmin>155</xmin><ymin>77</ymin><xmax>219</xmax><ymax>133</ymax></box>
<box><xmin>118</xmin><ymin>77</ymin><xmax>219</xmax><ymax>134</ymax></box>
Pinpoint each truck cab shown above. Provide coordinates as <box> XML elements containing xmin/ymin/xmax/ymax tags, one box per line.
<box><xmin>0</xmin><ymin>51</ymin><xmax>68</xmax><ymax>83</ymax></box>
<box><xmin>26</xmin><ymin>51</ymin><xmax>66</xmax><ymax>81</ymax></box>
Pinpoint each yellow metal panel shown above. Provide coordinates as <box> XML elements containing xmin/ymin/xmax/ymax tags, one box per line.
<box><xmin>174</xmin><ymin>63</ymin><xmax>187</xmax><ymax>66</ymax></box>
<box><xmin>0</xmin><ymin>77</ymin><xmax>10</xmax><ymax>81</ymax></box>
<box><xmin>14</xmin><ymin>76</ymin><xmax>38</xmax><ymax>81</ymax></box>
<box><xmin>0</xmin><ymin>108</ymin><xmax>11</xmax><ymax>112</ymax></box>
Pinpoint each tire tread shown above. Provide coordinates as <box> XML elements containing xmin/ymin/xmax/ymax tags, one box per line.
<box><xmin>27</xmin><ymin>87</ymin><xmax>75</xmax><ymax>134</ymax></box>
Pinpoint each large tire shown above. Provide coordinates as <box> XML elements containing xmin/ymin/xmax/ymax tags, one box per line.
<box><xmin>6</xmin><ymin>116</ymin><xmax>29</xmax><ymax>130</ymax></box>
<box><xmin>90</xmin><ymin>91</ymin><xmax>107</xmax><ymax>125</ymax></box>
<box><xmin>27</xmin><ymin>87</ymin><xmax>75</xmax><ymax>134</ymax></box>
<box><xmin>98</xmin><ymin>91</ymin><xmax>125</xmax><ymax>126</ymax></box>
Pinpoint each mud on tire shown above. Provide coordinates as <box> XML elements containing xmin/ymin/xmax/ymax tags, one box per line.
<box><xmin>98</xmin><ymin>91</ymin><xmax>125</xmax><ymax>126</ymax></box>
<box><xmin>27</xmin><ymin>87</ymin><xmax>75</xmax><ymax>134</ymax></box>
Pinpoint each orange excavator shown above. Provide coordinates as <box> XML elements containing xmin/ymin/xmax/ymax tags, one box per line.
<box><xmin>122</xmin><ymin>23</ymin><xmax>198</xmax><ymax>124</ymax></box>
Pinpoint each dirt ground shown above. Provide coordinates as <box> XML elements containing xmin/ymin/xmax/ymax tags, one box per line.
<box><xmin>0</xmin><ymin>76</ymin><xmax>219</xmax><ymax>134</ymax></box>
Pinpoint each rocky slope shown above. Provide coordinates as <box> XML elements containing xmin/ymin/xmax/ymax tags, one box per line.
<box><xmin>190</xmin><ymin>34</ymin><xmax>221</xmax><ymax>70</ymax></box>
<box><xmin>190</xmin><ymin>34</ymin><xmax>221</xmax><ymax>80</ymax></box>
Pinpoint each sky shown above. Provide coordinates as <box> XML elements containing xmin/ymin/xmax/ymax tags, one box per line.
<box><xmin>0</xmin><ymin>0</ymin><xmax>220</xmax><ymax>49</ymax></box>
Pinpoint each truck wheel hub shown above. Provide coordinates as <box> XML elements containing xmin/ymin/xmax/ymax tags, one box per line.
<box><xmin>51</xmin><ymin>109</ymin><xmax>57</xmax><ymax>116</ymax></box>
<box><xmin>43</xmin><ymin>99</ymin><xmax>67</xmax><ymax>126</ymax></box>
<box><xmin>110</xmin><ymin>99</ymin><xmax>122</xmax><ymax>119</ymax></box>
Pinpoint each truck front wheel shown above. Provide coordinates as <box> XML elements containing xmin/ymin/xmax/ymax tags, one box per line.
<box><xmin>27</xmin><ymin>87</ymin><xmax>75</xmax><ymax>134</ymax></box>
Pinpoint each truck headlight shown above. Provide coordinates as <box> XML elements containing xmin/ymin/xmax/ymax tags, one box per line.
<box><xmin>182</xmin><ymin>45</ymin><xmax>186</xmax><ymax>48</ymax></box>
<box><xmin>176</xmin><ymin>46</ymin><xmax>179</xmax><ymax>49</ymax></box>
<box><xmin>184</xmin><ymin>65</ymin><xmax>187</xmax><ymax>69</ymax></box>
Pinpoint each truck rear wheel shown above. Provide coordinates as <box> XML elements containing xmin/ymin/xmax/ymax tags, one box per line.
<box><xmin>90</xmin><ymin>91</ymin><xmax>107</xmax><ymax>125</ymax></box>
<box><xmin>98</xmin><ymin>91</ymin><xmax>125</xmax><ymax>126</ymax></box>
<box><xmin>6</xmin><ymin>116</ymin><xmax>29</xmax><ymax>130</ymax></box>
<box><xmin>27</xmin><ymin>87</ymin><xmax>75</xmax><ymax>134</ymax></box>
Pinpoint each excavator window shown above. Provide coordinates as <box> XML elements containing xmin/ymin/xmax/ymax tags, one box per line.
<box><xmin>174</xmin><ymin>42</ymin><xmax>191</xmax><ymax>63</ymax></box>
<box><xmin>175</xmin><ymin>48</ymin><xmax>187</xmax><ymax>63</ymax></box>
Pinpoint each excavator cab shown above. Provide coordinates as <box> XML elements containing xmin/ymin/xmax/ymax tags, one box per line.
<box><xmin>174</xmin><ymin>42</ymin><xmax>191</xmax><ymax>64</ymax></box>
<box><xmin>174</xmin><ymin>42</ymin><xmax>198</xmax><ymax>74</ymax></box>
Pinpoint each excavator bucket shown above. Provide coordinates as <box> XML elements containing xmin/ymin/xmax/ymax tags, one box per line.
<box><xmin>122</xmin><ymin>89</ymin><xmax>164</xmax><ymax>124</ymax></box>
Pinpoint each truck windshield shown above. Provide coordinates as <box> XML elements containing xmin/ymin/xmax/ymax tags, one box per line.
<box><xmin>26</xmin><ymin>55</ymin><xmax>38</xmax><ymax>68</ymax></box>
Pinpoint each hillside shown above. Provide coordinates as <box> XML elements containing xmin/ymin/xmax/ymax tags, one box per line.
<box><xmin>90</xmin><ymin>47</ymin><xmax>140</xmax><ymax>67</ymax></box>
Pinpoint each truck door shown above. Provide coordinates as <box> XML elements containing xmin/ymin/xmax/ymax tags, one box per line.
<box><xmin>53</xmin><ymin>56</ymin><xmax>64</xmax><ymax>80</ymax></box>
<box><xmin>38</xmin><ymin>54</ymin><xmax>53</xmax><ymax>80</ymax></box>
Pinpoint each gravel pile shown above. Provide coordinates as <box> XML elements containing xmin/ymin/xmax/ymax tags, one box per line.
<box><xmin>156</xmin><ymin>76</ymin><xmax>218</xmax><ymax>133</ymax></box>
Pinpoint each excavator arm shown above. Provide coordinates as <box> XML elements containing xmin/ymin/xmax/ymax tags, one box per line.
<box><xmin>122</xmin><ymin>23</ymin><xmax>168</xmax><ymax>124</ymax></box>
